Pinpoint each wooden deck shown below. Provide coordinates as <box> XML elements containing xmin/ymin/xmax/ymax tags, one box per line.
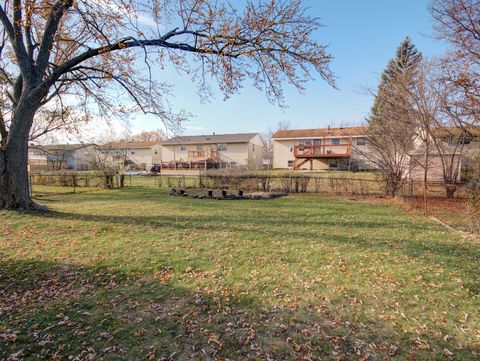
<box><xmin>294</xmin><ymin>144</ymin><xmax>352</xmax><ymax>158</ymax></box>
<box><xmin>293</xmin><ymin>140</ymin><xmax>353</xmax><ymax>170</ymax></box>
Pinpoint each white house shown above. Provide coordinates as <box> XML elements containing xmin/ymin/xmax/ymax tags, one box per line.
<box><xmin>100</xmin><ymin>141</ymin><xmax>163</xmax><ymax>170</ymax></box>
<box><xmin>42</xmin><ymin>143</ymin><xmax>97</xmax><ymax>170</ymax></box>
<box><xmin>161</xmin><ymin>133</ymin><xmax>264</xmax><ymax>169</ymax></box>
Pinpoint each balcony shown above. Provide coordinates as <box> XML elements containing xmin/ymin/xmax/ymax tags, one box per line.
<box><xmin>294</xmin><ymin>143</ymin><xmax>352</xmax><ymax>158</ymax></box>
<box><xmin>187</xmin><ymin>150</ymin><xmax>220</xmax><ymax>162</ymax></box>
<box><xmin>188</xmin><ymin>150</ymin><xmax>206</xmax><ymax>159</ymax></box>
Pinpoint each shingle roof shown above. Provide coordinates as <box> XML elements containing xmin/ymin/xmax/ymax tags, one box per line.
<box><xmin>163</xmin><ymin>133</ymin><xmax>259</xmax><ymax>145</ymax></box>
<box><xmin>42</xmin><ymin>143</ymin><xmax>96</xmax><ymax>151</ymax></box>
<box><xmin>272</xmin><ymin>126</ymin><xmax>366</xmax><ymax>139</ymax></box>
<box><xmin>101</xmin><ymin>141</ymin><xmax>161</xmax><ymax>149</ymax></box>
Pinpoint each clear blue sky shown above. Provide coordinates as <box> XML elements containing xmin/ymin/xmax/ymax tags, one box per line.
<box><xmin>131</xmin><ymin>0</ymin><xmax>448</xmax><ymax>136</ymax></box>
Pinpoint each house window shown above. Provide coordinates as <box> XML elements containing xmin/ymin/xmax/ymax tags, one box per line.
<box><xmin>252</xmin><ymin>144</ymin><xmax>255</xmax><ymax>152</ymax></box>
<box><xmin>314</xmin><ymin>139</ymin><xmax>321</xmax><ymax>145</ymax></box>
<box><xmin>131</xmin><ymin>150</ymin><xmax>135</xmax><ymax>155</ymax></box>
<box><xmin>329</xmin><ymin>159</ymin><xmax>339</xmax><ymax>168</ymax></box>
<box><xmin>299</xmin><ymin>140</ymin><xmax>312</xmax><ymax>145</ymax></box>
<box><xmin>154</xmin><ymin>150</ymin><xmax>158</xmax><ymax>155</ymax></box>
<box><xmin>216</xmin><ymin>144</ymin><xmax>228</xmax><ymax>152</ymax></box>
<box><xmin>180</xmin><ymin>145</ymin><xmax>187</xmax><ymax>152</ymax></box>
<box><xmin>197</xmin><ymin>144</ymin><xmax>203</xmax><ymax>151</ymax></box>
<box><xmin>288</xmin><ymin>160</ymin><xmax>294</xmax><ymax>168</ymax></box>
<box><xmin>331</xmin><ymin>138</ymin><xmax>340</xmax><ymax>145</ymax></box>
<box><xmin>357</xmin><ymin>138</ymin><xmax>367</xmax><ymax>146</ymax></box>
<box><xmin>458</xmin><ymin>138</ymin><xmax>472</xmax><ymax>145</ymax></box>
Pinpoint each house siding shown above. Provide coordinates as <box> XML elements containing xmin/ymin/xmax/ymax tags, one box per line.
<box><xmin>273</xmin><ymin>136</ymin><xmax>374</xmax><ymax>170</ymax></box>
<box><xmin>161</xmin><ymin>135</ymin><xmax>265</xmax><ymax>169</ymax></box>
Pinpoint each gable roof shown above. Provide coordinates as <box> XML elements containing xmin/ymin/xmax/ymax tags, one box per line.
<box><xmin>272</xmin><ymin>126</ymin><xmax>367</xmax><ymax>139</ymax></box>
<box><xmin>163</xmin><ymin>132</ymin><xmax>259</xmax><ymax>145</ymax></box>
<box><xmin>101</xmin><ymin>141</ymin><xmax>161</xmax><ymax>149</ymax></box>
<box><xmin>42</xmin><ymin>143</ymin><xmax>96</xmax><ymax>151</ymax></box>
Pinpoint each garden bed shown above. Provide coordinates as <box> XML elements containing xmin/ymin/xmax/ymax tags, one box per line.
<box><xmin>169</xmin><ymin>188</ymin><xmax>286</xmax><ymax>200</ymax></box>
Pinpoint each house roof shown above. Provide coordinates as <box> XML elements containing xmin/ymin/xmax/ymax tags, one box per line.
<box><xmin>101</xmin><ymin>141</ymin><xmax>161</xmax><ymax>149</ymax></box>
<box><xmin>433</xmin><ymin>125</ymin><xmax>480</xmax><ymax>139</ymax></box>
<box><xmin>272</xmin><ymin>126</ymin><xmax>367</xmax><ymax>139</ymax></box>
<box><xmin>163</xmin><ymin>133</ymin><xmax>259</xmax><ymax>145</ymax></box>
<box><xmin>42</xmin><ymin>143</ymin><xmax>96</xmax><ymax>151</ymax></box>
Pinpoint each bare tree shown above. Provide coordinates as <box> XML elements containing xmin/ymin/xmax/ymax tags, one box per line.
<box><xmin>0</xmin><ymin>0</ymin><xmax>335</xmax><ymax>209</ymax></box>
<box><xmin>90</xmin><ymin>149</ymin><xmax>121</xmax><ymax>189</ymax></box>
<box><xmin>429</xmin><ymin>0</ymin><xmax>480</xmax><ymax>119</ymax></box>
<box><xmin>47</xmin><ymin>150</ymin><xmax>66</xmax><ymax>171</ymax></box>
<box><xmin>365</xmin><ymin>109</ymin><xmax>415</xmax><ymax>197</ymax></box>
<box><xmin>398</xmin><ymin>58</ymin><xmax>473</xmax><ymax>198</ymax></box>
<box><xmin>263</xmin><ymin>119</ymin><xmax>293</xmax><ymax>167</ymax></box>
<box><xmin>130</xmin><ymin>129</ymin><xmax>166</xmax><ymax>142</ymax></box>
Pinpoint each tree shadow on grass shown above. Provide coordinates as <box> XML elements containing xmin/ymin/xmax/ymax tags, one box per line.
<box><xmin>24</xmin><ymin>207</ymin><xmax>480</xmax><ymax>295</ymax></box>
<box><xmin>1</xmin><ymin>257</ymin><xmax>479</xmax><ymax>360</ymax></box>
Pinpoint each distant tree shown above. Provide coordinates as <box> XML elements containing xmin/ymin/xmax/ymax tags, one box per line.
<box><xmin>263</xmin><ymin>119</ymin><xmax>293</xmax><ymax>168</ymax></box>
<box><xmin>365</xmin><ymin>37</ymin><xmax>421</xmax><ymax>196</ymax></box>
<box><xmin>131</xmin><ymin>129</ymin><xmax>167</xmax><ymax>142</ymax></box>
<box><xmin>90</xmin><ymin>149</ymin><xmax>122</xmax><ymax>189</ymax></box>
<box><xmin>0</xmin><ymin>0</ymin><xmax>335</xmax><ymax>209</ymax></box>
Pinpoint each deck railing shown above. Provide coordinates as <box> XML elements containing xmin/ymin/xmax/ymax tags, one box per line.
<box><xmin>294</xmin><ymin>143</ymin><xmax>352</xmax><ymax>158</ymax></box>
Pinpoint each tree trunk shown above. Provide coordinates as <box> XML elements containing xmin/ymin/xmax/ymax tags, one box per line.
<box><xmin>445</xmin><ymin>184</ymin><xmax>457</xmax><ymax>199</ymax></box>
<box><xmin>0</xmin><ymin>137</ymin><xmax>32</xmax><ymax>209</ymax></box>
<box><xmin>0</xmin><ymin>96</ymin><xmax>42</xmax><ymax>210</ymax></box>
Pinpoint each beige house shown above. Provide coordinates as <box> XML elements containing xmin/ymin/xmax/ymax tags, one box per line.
<box><xmin>161</xmin><ymin>133</ymin><xmax>264</xmax><ymax>169</ymax></box>
<box><xmin>272</xmin><ymin>126</ymin><xmax>374</xmax><ymax>170</ymax></box>
<box><xmin>42</xmin><ymin>143</ymin><xmax>97</xmax><ymax>170</ymax></box>
<box><xmin>100</xmin><ymin>141</ymin><xmax>162</xmax><ymax>170</ymax></box>
<box><xmin>408</xmin><ymin>126</ymin><xmax>480</xmax><ymax>182</ymax></box>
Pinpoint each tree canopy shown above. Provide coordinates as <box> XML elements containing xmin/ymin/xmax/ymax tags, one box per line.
<box><xmin>0</xmin><ymin>0</ymin><xmax>335</xmax><ymax>209</ymax></box>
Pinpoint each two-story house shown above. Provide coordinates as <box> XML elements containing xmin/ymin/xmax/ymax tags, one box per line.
<box><xmin>100</xmin><ymin>141</ymin><xmax>162</xmax><ymax>170</ymax></box>
<box><xmin>161</xmin><ymin>133</ymin><xmax>264</xmax><ymax>169</ymax></box>
<box><xmin>272</xmin><ymin>126</ymin><xmax>374</xmax><ymax>171</ymax></box>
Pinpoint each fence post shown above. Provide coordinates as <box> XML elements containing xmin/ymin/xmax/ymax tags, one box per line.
<box><xmin>72</xmin><ymin>174</ymin><xmax>76</xmax><ymax>193</ymax></box>
<box><xmin>29</xmin><ymin>175</ymin><xmax>33</xmax><ymax>198</ymax></box>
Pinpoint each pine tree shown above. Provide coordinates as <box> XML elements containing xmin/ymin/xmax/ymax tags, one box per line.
<box><xmin>372</xmin><ymin>37</ymin><xmax>422</xmax><ymax>118</ymax></box>
<box><xmin>366</xmin><ymin>37</ymin><xmax>423</xmax><ymax>196</ymax></box>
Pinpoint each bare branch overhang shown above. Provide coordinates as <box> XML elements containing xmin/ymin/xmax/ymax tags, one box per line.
<box><xmin>43</xmin><ymin>36</ymin><xmax>242</xmax><ymax>88</ymax></box>
<box><xmin>35</xmin><ymin>0</ymin><xmax>74</xmax><ymax>83</ymax></box>
<box><xmin>0</xmin><ymin>3</ymin><xmax>30</xmax><ymax>76</ymax></box>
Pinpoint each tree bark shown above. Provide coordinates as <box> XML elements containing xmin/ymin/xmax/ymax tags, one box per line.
<box><xmin>0</xmin><ymin>140</ymin><xmax>31</xmax><ymax>209</ymax></box>
<box><xmin>0</xmin><ymin>95</ymin><xmax>41</xmax><ymax>210</ymax></box>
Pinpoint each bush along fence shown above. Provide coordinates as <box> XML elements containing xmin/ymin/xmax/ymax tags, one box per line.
<box><xmin>29</xmin><ymin>172</ymin><xmax>468</xmax><ymax>199</ymax></box>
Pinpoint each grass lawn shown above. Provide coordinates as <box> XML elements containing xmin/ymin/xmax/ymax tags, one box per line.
<box><xmin>1</xmin><ymin>187</ymin><xmax>479</xmax><ymax>360</ymax></box>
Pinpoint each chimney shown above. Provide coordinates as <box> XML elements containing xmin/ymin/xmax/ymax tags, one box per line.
<box><xmin>327</xmin><ymin>125</ymin><xmax>331</xmax><ymax>135</ymax></box>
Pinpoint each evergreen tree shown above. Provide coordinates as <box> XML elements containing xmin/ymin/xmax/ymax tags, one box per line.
<box><xmin>372</xmin><ymin>37</ymin><xmax>422</xmax><ymax>118</ymax></box>
<box><xmin>365</xmin><ymin>37</ymin><xmax>422</xmax><ymax>196</ymax></box>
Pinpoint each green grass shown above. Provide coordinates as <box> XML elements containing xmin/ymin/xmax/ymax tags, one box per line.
<box><xmin>1</xmin><ymin>186</ymin><xmax>479</xmax><ymax>360</ymax></box>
